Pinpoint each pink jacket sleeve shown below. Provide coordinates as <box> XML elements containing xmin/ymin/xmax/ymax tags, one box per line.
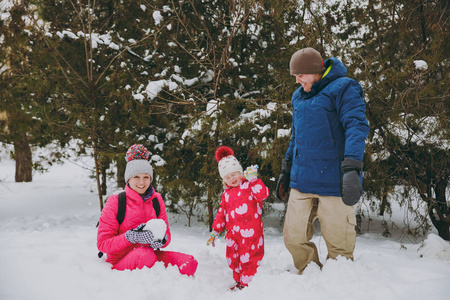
<box><xmin>97</xmin><ymin>195</ymin><xmax>131</xmax><ymax>255</ymax></box>
<box><xmin>211</xmin><ymin>194</ymin><xmax>227</xmax><ymax>233</ymax></box>
<box><xmin>249</xmin><ymin>178</ymin><xmax>270</xmax><ymax>203</ymax></box>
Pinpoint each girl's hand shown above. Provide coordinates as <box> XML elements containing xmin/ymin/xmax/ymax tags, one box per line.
<box><xmin>206</xmin><ymin>232</ymin><xmax>218</xmax><ymax>247</ymax></box>
<box><xmin>244</xmin><ymin>165</ymin><xmax>258</xmax><ymax>181</ymax></box>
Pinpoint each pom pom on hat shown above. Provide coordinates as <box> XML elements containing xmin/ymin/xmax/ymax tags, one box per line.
<box><xmin>215</xmin><ymin>146</ymin><xmax>234</xmax><ymax>162</ymax></box>
<box><xmin>124</xmin><ymin>144</ymin><xmax>153</xmax><ymax>183</ymax></box>
<box><xmin>125</xmin><ymin>144</ymin><xmax>150</xmax><ymax>162</ymax></box>
<box><xmin>215</xmin><ymin>146</ymin><xmax>243</xmax><ymax>179</ymax></box>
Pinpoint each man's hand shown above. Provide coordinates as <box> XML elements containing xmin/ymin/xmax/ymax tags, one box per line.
<box><xmin>276</xmin><ymin>160</ymin><xmax>291</xmax><ymax>201</ymax></box>
<box><xmin>341</xmin><ymin>158</ymin><xmax>364</xmax><ymax>206</ymax></box>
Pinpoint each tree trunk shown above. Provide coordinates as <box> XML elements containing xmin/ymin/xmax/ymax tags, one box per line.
<box><xmin>434</xmin><ymin>221</ymin><xmax>450</xmax><ymax>241</ymax></box>
<box><xmin>101</xmin><ymin>171</ymin><xmax>107</xmax><ymax>195</ymax></box>
<box><xmin>207</xmin><ymin>187</ymin><xmax>214</xmax><ymax>230</ymax></box>
<box><xmin>428</xmin><ymin>179</ymin><xmax>450</xmax><ymax>241</ymax></box>
<box><xmin>14</xmin><ymin>136</ymin><xmax>32</xmax><ymax>182</ymax></box>
<box><xmin>379</xmin><ymin>193</ymin><xmax>388</xmax><ymax>216</ymax></box>
<box><xmin>93</xmin><ymin>144</ymin><xmax>104</xmax><ymax>211</ymax></box>
<box><xmin>116</xmin><ymin>157</ymin><xmax>126</xmax><ymax>189</ymax></box>
<box><xmin>100</xmin><ymin>158</ymin><xmax>110</xmax><ymax>195</ymax></box>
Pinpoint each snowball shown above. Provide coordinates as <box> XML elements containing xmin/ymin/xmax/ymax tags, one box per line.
<box><xmin>144</xmin><ymin>219</ymin><xmax>167</xmax><ymax>240</ymax></box>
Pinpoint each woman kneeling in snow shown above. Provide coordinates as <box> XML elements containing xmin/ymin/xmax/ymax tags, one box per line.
<box><xmin>97</xmin><ymin>144</ymin><xmax>198</xmax><ymax>276</ymax></box>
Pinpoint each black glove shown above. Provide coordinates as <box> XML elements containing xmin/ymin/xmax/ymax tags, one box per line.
<box><xmin>276</xmin><ymin>159</ymin><xmax>292</xmax><ymax>201</ymax></box>
<box><xmin>341</xmin><ymin>158</ymin><xmax>364</xmax><ymax>206</ymax></box>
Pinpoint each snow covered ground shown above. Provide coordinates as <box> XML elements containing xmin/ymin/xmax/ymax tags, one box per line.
<box><xmin>0</xmin><ymin>149</ymin><xmax>449</xmax><ymax>300</ymax></box>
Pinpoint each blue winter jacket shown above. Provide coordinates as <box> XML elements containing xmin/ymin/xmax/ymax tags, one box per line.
<box><xmin>285</xmin><ymin>57</ymin><xmax>369</xmax><ymax>196</ymax></box>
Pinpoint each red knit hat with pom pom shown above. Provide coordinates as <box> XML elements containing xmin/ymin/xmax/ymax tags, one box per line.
<box><xmin>124</xmin><ymin>144</ymin><xmax>153</xmax><ymax>183</ymax></box>
<box><xmin>215</xmin><ymin>146</ymin><xmax>243</xmax><ymax>179</ymax></box>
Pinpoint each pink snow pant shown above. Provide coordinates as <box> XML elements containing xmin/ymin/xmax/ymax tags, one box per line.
<box><xmin>226</xmin><ymin>231</ymin><xmax>264</xmax><ymax>286</ymax></box>
<box><xmin>112</xmin><ymin>248</ymin><xmax>198</xmax><ymax>276</ymax></box>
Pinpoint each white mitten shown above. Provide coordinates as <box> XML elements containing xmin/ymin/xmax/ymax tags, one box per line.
<box><xmin>244</xmin><ymin>165</ymin><xmax>258</xmax><ymax>181</ymax></box>
<box><xmin>144</xmin><ymin>219</ymin><xmax>167</xmax><ymax>241</ymax></box>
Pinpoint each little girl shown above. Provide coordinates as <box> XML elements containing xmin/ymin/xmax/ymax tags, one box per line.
<box><xmin>207</xmin><ymin>146</ymin><xmax>269</xmax><ymax>290</ymax></box>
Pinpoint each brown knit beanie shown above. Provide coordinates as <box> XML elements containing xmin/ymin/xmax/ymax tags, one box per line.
<box><xmin>289</xmin><ymin>48</ymin><xmax>325</xmax><ymax>75</ymax></box>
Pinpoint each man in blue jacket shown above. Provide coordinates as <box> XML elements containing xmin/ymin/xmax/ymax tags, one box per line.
<box><xmin>276</xmin><ymin>47</ymin><xmax>369</xmax><ymax>274</ymax></box>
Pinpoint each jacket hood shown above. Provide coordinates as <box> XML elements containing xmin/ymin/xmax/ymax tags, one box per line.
<box><xmin>323</xmin><ymin>57</ymin><xmax>347</xmax><ymax>81</ymax></box>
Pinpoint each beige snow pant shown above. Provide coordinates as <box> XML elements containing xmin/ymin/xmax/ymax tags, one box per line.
<box><xmin>283</xmin><ymin>188</ymin><xmax>357</xmax><ymax>274</ymax></box>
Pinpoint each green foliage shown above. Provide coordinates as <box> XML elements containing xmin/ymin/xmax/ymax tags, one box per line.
<box><xmin>2</xmin><ymin>0</ymin><xmax>448</xmax><ymax>238</ymax></box>
<box><xmin>346</xmin><ymin>0</ymin><xmax>449</xmax><ymax>239</ymax></box>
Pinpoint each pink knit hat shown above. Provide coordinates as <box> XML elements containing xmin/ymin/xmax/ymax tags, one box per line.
<box><xmin>215</xmin><ymin>146</ymin><xmax>243</xmax><ymax>179</ymax></box>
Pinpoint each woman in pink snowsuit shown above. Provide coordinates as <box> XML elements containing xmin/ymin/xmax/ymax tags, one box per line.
<box><xmin>208</xmin><ymin>146</ymin><xmax>269</xmax><ymax>290</ymax></box>
<box><xmin>97</xmin><ymin>144</ymin><xmax>198</xmax><ymax>276</ymax></box>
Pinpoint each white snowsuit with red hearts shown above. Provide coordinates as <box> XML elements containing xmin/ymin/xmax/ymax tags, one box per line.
<box><xmin>212</xmin><ymin>177</ymin><xmax>269</xmax><ymax>285</ymax></box>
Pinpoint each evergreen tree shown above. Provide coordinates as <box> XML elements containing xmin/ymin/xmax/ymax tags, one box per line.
<box><xmin>33</xmin><ymin>0</ymin><xmax>181</xmax><ymax>209</ymax></box>
<box><xmin>3</xmin><ymin>0</ymin><xmax>447</xmax><ymax>240</ymax></box>
<box><xmin>0</xmin><ymin>1</ymin><xmax>63</xmax><ymax>182</ymax></box>
<box><xmin>325</xmin><ymin>0</ymin><xmax>449</xmax><ymax>240</ymax></box>
<box><xmin>151</xmin><ymin>0</ymin><xmax>307</xmax><ymax>227</ymax></box>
